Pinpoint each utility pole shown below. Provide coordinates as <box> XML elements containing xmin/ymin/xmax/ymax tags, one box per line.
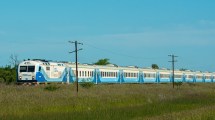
<box><xmin>168</xmin><ymin>54</ymin><xmax>178</xmax><ymax>88</ymax></box>
<box><xmin>69</xmin><ymin>41</ymin><xmax>83</xmax><ymax>94</ymax></box>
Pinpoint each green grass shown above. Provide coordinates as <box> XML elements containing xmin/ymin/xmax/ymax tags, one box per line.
<box><xmin>0</xmin><ymin>83</ymin><xmax>215</xmax><ymax>120</ymax></box>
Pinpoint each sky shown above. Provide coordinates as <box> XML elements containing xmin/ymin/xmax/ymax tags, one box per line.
<box><xmin>0</xmin><ymin>0</ymin><xmax>215</xmax><ymax>72</ymax></box>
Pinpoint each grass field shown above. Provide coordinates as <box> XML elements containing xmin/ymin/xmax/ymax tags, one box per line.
<box><xmin>0</xmin><ymin>83</ymin><xmax>215</xmax><ymax>120</ymax></box>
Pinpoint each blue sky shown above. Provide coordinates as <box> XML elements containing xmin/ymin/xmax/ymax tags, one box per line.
<box><xmin>0</xmin><ymin>0</ymin><xmax>215</xmax><ymax>72</ymax></box>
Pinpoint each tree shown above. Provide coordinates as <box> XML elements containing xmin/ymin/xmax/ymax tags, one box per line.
<box><xmin>94</xmin><ymin>58</ymin><xmax>110</xmax><ymax>65</ymax></box>
<box><xmin>9</xmin><ymin>54</ymin><xmax>19</xmax><ymax>68</ymax></box>
<box><xmin>151</xmin><ymin>64</ymin><xmax>159</xmax><ymax>69</ymax></box>
<box><xmin>179</xmin><ymin>68</ymin><xmax>187</xmax><ymax>71</ymax></box>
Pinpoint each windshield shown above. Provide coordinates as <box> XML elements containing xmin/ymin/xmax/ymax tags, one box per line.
<box><xmin>20</xmin><ymin>66</ymin><xmax>35</xmax><ymax>72</ymax></box>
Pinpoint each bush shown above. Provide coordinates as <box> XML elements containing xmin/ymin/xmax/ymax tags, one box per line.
<box><xmin>174</xmin><ymin>82</ymin><xmax>183</xmax><ymax>89</ymax></box>
<box><xmin>0</xmin><ymin>66</ymin><xmax>16</xmax><ymax>84</ymax></box>
<box><xmin>80</xmin><ymin>82</ymin><xmax>94</xmax><ymax>89</ymax></box>
<box><xmin>174</xmin><ymin>82</ymin><xmax>183</xmax><ymax>86</ymax></box>
<box><xmin>44</xmin><ymin>84</ymin><xmax>60</xmax><ymax>91</ymax></box>
<box><xmin>79</xmin><ymin>79</ymin><xmax>94</xmax><ymax>89</ymax></box>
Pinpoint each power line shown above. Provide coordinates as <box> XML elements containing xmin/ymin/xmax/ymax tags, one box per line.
<box><xmin>84</xmin><ymin>42</ymin><xmax>166</xmax><ymax>61</ymax></box>
<box><xmin>168</xmin><ymin>54</ymin><xmax>178</xmax><ymax>88</ymax></box>
<box><xmin>69</xmin><ymin>41</ymin><xmax>83</xmax><ymax>95</ymax></box>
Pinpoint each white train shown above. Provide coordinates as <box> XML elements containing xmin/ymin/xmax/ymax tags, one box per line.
<box><xmin>17</xmin><ymin>59</ymin><xmax>215</xmax><ymax>84</ymax></box>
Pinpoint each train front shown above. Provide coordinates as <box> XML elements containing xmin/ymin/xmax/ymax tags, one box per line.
<box><xmin>17</xmin><ymin>60</ymin><xmax>38</xmax><ymax>83</ymax></box>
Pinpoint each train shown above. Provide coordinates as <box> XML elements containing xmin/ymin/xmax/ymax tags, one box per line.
<box><xmin>17</xmin><ymin>59</ymin><xmax>215</xmax><ymax>84</ymax></box>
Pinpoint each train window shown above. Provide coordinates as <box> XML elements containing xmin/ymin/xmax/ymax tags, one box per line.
<box><xmin>175</xmin><ymin>75</ymin><xmax>182</xmax><ymax>78</ymax></box>
<box><xmin>124</xmin><ymin>72</ymin><xmax>137</xmax><ymax>78</ymax></box>
<box><xmin>20</xmin><ymin>66</ymin><xmax>27</xmax><ymax>72</ymax></box>
<box><xmin>100</xmin><ymin>71</ymin><xmax>118</xmax><ymax>78</ymax></box>
<box><xmin>101</xmin><ymin>72</ymin><xmax>103</xmax><ymax>77</ymax></box>
<box><xmin>20</xmin><ymin>66</ymin><xmax>35</xmax><ymax>72</ymax></box>
<box><xmin>196</xmin><ymin>76</ymin><xmax>202</xmax><ymax>79</ymax></box>
<box><xmin>28</xmin><ymin>66</ymin><xmax>35</xmax><ymax>72</ymax></box>
<box><xmin>46</xmin><ymin>67</ymin><xmax>50</xmax><ymax>71</ymax></box>
<box><xmin>79</xmin><ymin>71</ymin><xmax>81</xmax><ymax>77</ymax></box>
<box><xmin>82</xmin><ymin>71</ymin><xmax>84</xmax><ymax>77</ymax></box>
<box><xmin>89</xmin><ymin>71</ymin><xmax>91</xmax><ymax>77</ymax></box>
<box><xmin>205</xmin><ymin>76</ymin><xmax>211</xmax><ymax>79</ymax></box>
<box><xmin>160</xmin><ymin>74</ymin><xmax>170</xmax><ymax>78</ymax></box>
<box><xmin>39</xmin><ymin>66</ymin><xmax>41</xmax><ymax>71</ymax></box>
<box><xmin>124</xmin><ymin>73</ymin><xmax>127</xmax><ymax>77</ymax></box>
<box><xmin>144</xmin><ymin>73</ymin><xmax>155</xmax><ymax>78</ymax></box>
<box><xmin>187</xmin><ymin>75</ymin><xmax>193</xmax><ymax>79</ymax></box>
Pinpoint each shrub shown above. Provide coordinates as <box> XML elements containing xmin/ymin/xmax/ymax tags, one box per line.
<box><xmin>174</xmin><ymin>82</ymin><xmax>183</xmax><ymax>89</ymax></box>
<box><xmin>79</xmin><ymin>79</ymin><xmax>94</xmax><ymax>89</ymax></box>
<box><xmin>44</xmin><ymin>84</ymin><xmax>60</xmax><ymax>91</ymax></box>
<box><xmin>0</xmin><ymin>66</ymin><xmax>16</xmax><ymax>84</ymax></box>
<box><xmin>80</xmin><ymin>82</ymin><xmax>94</xmax><ymax>89</ymax></box>
<box><xmin>174</xmin><ymin>82</ymin><xmax>183</xmax><ymax>86</ymax></box>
